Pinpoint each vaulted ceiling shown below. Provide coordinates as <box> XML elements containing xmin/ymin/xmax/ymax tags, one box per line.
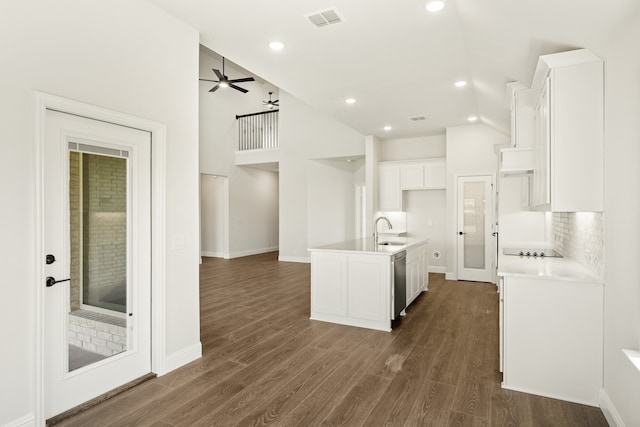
<box><xmin>150</xmin><ymin>0</ymin><xmax>640</xmax><ymax>139</ymax></box>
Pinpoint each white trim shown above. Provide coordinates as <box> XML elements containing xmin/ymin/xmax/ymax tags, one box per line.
<box><xmin>1</xmin><ymin>414</ymin><xmax>35</xmax><ymax>427</ymax></box>
<box><xmin>229</xmin><ymin>247</ymin><xmax>279</xmax><ymax>259</ymax></box>
<box><xmin>600</xmin><ymin>388</ymin><xmax>625</xmax><ymax>427</ymax></box>
<box><xmin>428</xmin><ymin>266</ymin><xmax>446</xmax><ymax>274</ymax></box>
<box><xmin>200</xmin><ymin>251</ymin><xmax>226</xmax><ymax>258</ymax></box>
<box><xmin>278</xmin><ymin>255</ymin><xmax>311</xmax><ymax>263</ymax></box>
<box><xmin>164</xmin><ymin>342</ymin><xmax>203</xmax><ymax>374</ymax></box>
<box><xmin>33</xmin><ymin>91</ymin><xmax>168</xmax><ymax>425</ymax></box>
<box><xmin>445</xmin><ymin>272</ymin><xmax>456</xmax><ymax>280</ymax></box>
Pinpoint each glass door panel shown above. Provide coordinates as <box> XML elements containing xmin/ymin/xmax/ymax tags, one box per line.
<box><xmin>68</xmin><ymin>148</ymin><xmax>129</xmax><ymax>372</ymax></box>
<box><xmin>462</xmin><ymin>181</ymin><xmax>486</xmax><ymax>269</ymax></box>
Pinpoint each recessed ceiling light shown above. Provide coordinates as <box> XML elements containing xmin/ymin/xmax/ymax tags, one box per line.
<box><xmin>345</xmin><ymin>98</ymin><xmax>356</xmax><ymax>104</ymax></box>
<box><xmin>384</xmin><ymin>126</ymin><xmax>392</xmax><ymax>131</ymax></box>
<box><xmin>468</xmin><ymin>116</ymin><xmax>478</xmax><ymax>122</ymax></box>
<box><xmin>425</xmin><ymin>0</ymin><xmax>446</xmax><ymax>12</ymax></box>
<box><xmin>269</xmin><ymin>41</ymin><xmax>284</xmax><ymax>51</ymax></box>
<box><xmin>454</xmin><ymin>80</ymin><xmax>467</xmax><ymax>88</ymax></box>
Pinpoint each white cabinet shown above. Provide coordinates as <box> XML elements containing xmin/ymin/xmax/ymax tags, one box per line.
<box><xmin>406</xmin><ymin>241</ymin><xmax>430</xmax><ymax>306</ymax></box>
<box><xmin>419</xmin><ymin>243</ymin><xmax>430</xmax><ymax>291</ymax></box>
<box><xmin>506</xmin><ymin>82</ymin><xmax>534</xmax><ymax>149</ymax></box>
<box><xmin>310</xmin><ymin>251</ymin><xmax>392</xmax><ymax>331</ymax></box>
<box><xmin>406</xmin><ymin>247</ymin><xmax>420</xmax><ymax>306</ymax></box>
<box><xmin>500</xmin><ymin>275</ymin><xmax>603</xmax><ymax>406</ymax></box>
<box><xmin>530</xmin><ymin>49</ymin><xmax>604</xmax><ymax>212</ymax></box>
<box><xmin>401</xmin><ymin>164</ymin><xmax>424</xmax><ymax>190</ymax></box>
<box><xmin>378</xmin><ymin>165</ymin><xmax>402</xmax><ymax>211</ymax></box>
<box><xmin>348</xmin><ymin>255</ymin><xmax>390</xmax><ymax>323</ymax></box>
<box><xmin>379</xmin><ymin>159</ymin><xmax>446</xmax><ymax>211</ymax></box>
<box><xmin>310</xmin><ymin>253</ymin><xmax>348</xmax><ymax>316</ymax></box>
<box><xmin>424</xmin><ymin>159</ymin><xmax>446</xmax><ymax>189</ymax></box>
<box><xmin>400</xmin><ymin>159</ymin><xmax>446</xmax><ymax>190</ymax></box>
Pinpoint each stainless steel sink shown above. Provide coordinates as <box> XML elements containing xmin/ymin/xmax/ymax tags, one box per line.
<box><xmin>378</xmin><ymin>241</ymin><xmax>405</xmax><ymax>246</ymax></box>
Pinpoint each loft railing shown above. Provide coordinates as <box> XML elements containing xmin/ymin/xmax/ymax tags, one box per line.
<box><xmin>236</xmin><ymin>110</ymin><xmax>279</xmax><ymax>151</ymax></box>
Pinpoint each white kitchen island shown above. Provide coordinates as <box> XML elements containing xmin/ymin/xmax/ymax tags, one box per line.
<box><xmin>309</xmin><ymin>237</ymin><xmax>429</xmax><ymax>332</ymax></box>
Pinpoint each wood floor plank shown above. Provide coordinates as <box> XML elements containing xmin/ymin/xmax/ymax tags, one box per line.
<box><xmin>53</xmin><ymin>253</ymin><xmax>608</xmax><ymax>427</ymax></box>
<box><xmin>489</xmin><ymin>388</ymin><xmax>534</xmax><ymax>427</ymax></box>
<box><xmin>319</xmin><ymin>373</ymin><xmax>392</xmax><ymax>426</ymax></box>
<box><xmin>404</xmin><ymin>380</ymin><xmax>457</xmax><ymax>427</ymax></box>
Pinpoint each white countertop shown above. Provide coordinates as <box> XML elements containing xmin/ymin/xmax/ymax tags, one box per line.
<box><xmin>309</xmin><ymin>237</ymin><xmax>429</xmax><ymax>256</ymax></box>
<box><xmin>498</xmin><ymin>253</ymin><xmax>602</xmax><ymax>283</ymax></box>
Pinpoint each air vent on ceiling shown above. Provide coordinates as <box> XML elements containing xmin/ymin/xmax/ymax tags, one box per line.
<box><xmin>306</xmin><ymin>8</ymin><xmax>343</xmax><ymax>28</ymax></box>
<box><xmin>409</xmin><ymin>115</ymin><xmax>427</xmax><ymax>122</ymax></box>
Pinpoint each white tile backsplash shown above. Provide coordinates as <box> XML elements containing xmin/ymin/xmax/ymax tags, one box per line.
<box><xmin>551</xmin><ymin>212</ymin><xmax>605</xmax><ymax>279</ymax></box>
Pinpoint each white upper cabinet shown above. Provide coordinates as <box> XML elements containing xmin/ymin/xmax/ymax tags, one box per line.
<box><xmin>379</xmin><ymin>164</ymin><xmax>402</xmax><ymax>211</ymax></box>
<box><xmin>506</xmin><ymin>82</ymin><xmax>534</xmax><ymax>149</ymax></box>
<box><xmin>379</xmin><ymin>158</ymin><xmax>446</xmax><ymax>211</ymax></box>
<box><xmin>401</xmin><ymin>163</ymin><xmax>425</xmax><ymax>190</ymax></box>
<box><xmin>530</xmin><ymin>49</ymin><xmax>604</xmax><ymax>212</ymax></box>
<box><xmin>423</xmin><ymin>159</ymin><xmax>446</xmax><ymax>189</ymax></box>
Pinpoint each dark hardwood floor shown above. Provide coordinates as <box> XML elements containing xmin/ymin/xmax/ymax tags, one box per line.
<box><xmin>57</xmin><ymin>252</ymin><xmax>608</xmax><ymax>426</ymax></box>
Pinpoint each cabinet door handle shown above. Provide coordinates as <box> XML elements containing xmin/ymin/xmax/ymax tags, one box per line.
<box><xmin>458</xmin><ymin>231</ymin><xmax>465</xmax><ymax>235</ymax></box>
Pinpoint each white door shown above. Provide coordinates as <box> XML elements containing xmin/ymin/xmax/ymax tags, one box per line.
<box><xmin>456</xmin><ymin>175</ymin><xmax>494</xmax><ymax>282</ymax></box>
<box><xmin>43</xmin><ymin>110</ymin><xmax>151</xmax><ymax>418</ymax></box>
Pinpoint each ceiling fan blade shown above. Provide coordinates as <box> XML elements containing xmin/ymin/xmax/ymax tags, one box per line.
<box><xmin>229</xmin><ymin>83</ymin><xmax>248</xmax><ymax>93</ymax></box>
<box><xmin>199</xmin><ymin>78</ymin><xmax>219</xmax><ymax>83</ymax></box>
<box><xmin>209</xmin><ymin>84</ymin><xmax>221</xmax><ymax>93</ymax></box>
<box><xmin>228</xmin><ymin>77</ymin><xmax>255</xmax><ymax>83</ymax></box>
<box><xmin>212</xmin><ymin>68</ymin><xmax>223</xmax><ymax>80</ymax></box>
<box><xmin>273</xmin><ymin>99</ymin><xmax>279</xmax><ymax>103</ymax></box>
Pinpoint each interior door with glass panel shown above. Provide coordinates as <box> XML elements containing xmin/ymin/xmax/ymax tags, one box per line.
<box><xmin>44</xmin><ymin>110</ymin><xmax>151</xmax><ymax>418</ymax></box>
<box><xmin>456</xmin><ymin>175</ymin><xmax>494</xmax><ymax>282</ymax></box>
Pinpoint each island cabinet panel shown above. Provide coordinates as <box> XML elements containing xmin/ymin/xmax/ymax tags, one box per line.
<box><xmin>310</xmin><ymin>250</ymin><xmax>393</xmax><ymax>332</ymax></box>
<box><xmin>348</xmin><ymin>255</ymin><xmax>390</xmax><ymax>322</ymax></box>
<box><xmin>310</xmin><ymin>253</ymin><xmax>348</xmax><ymax>316</ymax></box>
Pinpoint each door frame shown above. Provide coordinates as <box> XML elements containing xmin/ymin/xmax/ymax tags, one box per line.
<box><xmin>453</xmin><ymin>172</ymin><xmax>496</xmax><ymax>283</ymax></box>
<box><xmin>33</xmin><ymin>91</ymin><xmax>167</xmax><ymax>424</ymax></box>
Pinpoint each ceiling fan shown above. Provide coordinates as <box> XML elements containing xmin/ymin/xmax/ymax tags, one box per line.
<box><xmin>263</xmin><ymin>92</ymin><xmax>279</xmax><ymax>109</ymax></box>
<box><xmin>199</xmin><ymin>57</ymin><xmax>255</xmax><ymax>93</ymax></box>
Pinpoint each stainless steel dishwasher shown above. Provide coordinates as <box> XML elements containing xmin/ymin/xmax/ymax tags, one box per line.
<box><xmin>392</xmin><ymin>251</ymin><xmax>407</xmax><ymax>320</ymax></box>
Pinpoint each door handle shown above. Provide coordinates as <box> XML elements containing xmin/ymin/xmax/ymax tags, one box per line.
<box><xmin>458</xmin><ymin>231</ymin><xmax>465</xmax><ymax>235</ymax></box>
<box><xmin>46</xmin><ymin>276</ymin><xmax>70</xmax><ymax>287</ymax></box>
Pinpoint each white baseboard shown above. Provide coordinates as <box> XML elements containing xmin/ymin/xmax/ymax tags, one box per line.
<box><xmin>429</xmin><ymin>266</ymin><xmax>446</xmax><ymax>274</ymax></box>
<box><xmin>600</xmin><ymin>388</ymin><xmax>625</xmax><ymax>427</ymax></box>
<box><xmin>163</xmin><ymin>342</ymin><xmax>202</xmax><ymax>375</ymax></box>
<box><xmin>278</xmin><ymin>255</ymin><xmax>310</xmax><ymax>263</ymax></box>
<box><xmin>445</xmin><ymin>272</ymin><xmax>456</xmax><ymax>280</ymax></box>
<box><xmin>1</xmin><ymin>414</ymin><xmax>35</xmax><ymax>427</ymax></box>
<box><xmin>201</xmin><ymin>250</ymin><xmax>225</xmax><ymax>258</ymax></box>
<box><xmin>229</xmin><ymin>247</ymin><xmax>278</xmax><ymax>259</ymax></box>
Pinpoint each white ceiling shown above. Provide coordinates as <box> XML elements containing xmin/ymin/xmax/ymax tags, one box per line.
<box><xmin>150</xmin><ymin>0</ymin><xmax>640</xmax><ymax>139</ymax></box>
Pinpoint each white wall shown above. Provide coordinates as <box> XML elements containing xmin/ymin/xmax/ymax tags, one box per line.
<box><xmin>307</xmin><ymin>159</ymin><xmax>365</xmax><ymax>248</ymax></box>
<box><xmin>445</xmin><ymin>125</ymin><xmax>507</xmax><ymax>278</ymax></box>
<box><xmin>199</xmin><ymin>47</ymin><xmax>280</xmax><ymax>258</ymax></box>
<box><xmin>601</xmin><ymin>10</ymin><xmax>640</xmax><ymax>426</ymax></box>
<box><xmin>380</xmin><ymin>135</ymin><xmax>446</xmax><ymax>161</ymax></box>
<box><xmin>0</xmin><ymin>1</ymin><xmax>201</xmax><ymax>425</ymax></box>
<box><xmin>201</xmin><ymin>175</ymin><xmax>227</xmax><ymax>257</ymax></box>
<box><xmin>404</xmin><ymin>191</ymin><xmax>447</xmax><ymax>271</ymax></box>
<box><xmin>278</xmin><ymin>91</ymin><xmax>365</xmax><ymax>261</ymax></box>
